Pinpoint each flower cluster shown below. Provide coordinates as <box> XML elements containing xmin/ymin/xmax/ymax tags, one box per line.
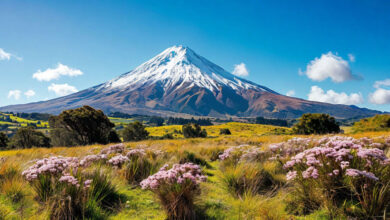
<box><xmin>22</xmin><ymin>156</ymin><xmax>79</xmax><ymax>181</ymax></box>
<box><xmin>108</xmin><ymin>155</ymin><xmax>129</xmax><ymax>167</ymax></box>
<box><xmin>59</xmin><ymin>174</ymin><xmax>80</xmax><ymax>187</ymax></box>
<box><xmin>84</xmin><ymin>179</ymin><xmax>92</xmax><ymax>189</ymax></box>
<box><xmin>126</xmin><ymin>149</ymin><xmax>146</xmax><ymax>160</ymax></box>
<box><xmin>140</xmin><ymin>163</ymin><xmax>207</xmax><ymax>190</ymax></box>
<box><xmin>80</xmin><ymin>154</ymin><xmax>107</xmax><ymax>167</ymax></box>
<box><xmin>100</xmin><ymin>143</ymin><xmax>125</xmax><ymax>155</ymax></box>
<box><xmin>269</xmin><ymin>137</ymin><xmax>312</xmax><ymax>159</ymax></box>
<box><xmin>282</xmin><ymin>136</ymin><xmax>389</xmax><ymax>182</ymax></box>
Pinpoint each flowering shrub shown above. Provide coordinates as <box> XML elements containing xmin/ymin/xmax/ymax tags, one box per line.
<box><xmin>282</xmin><ymin>136</ymin><xmax>390</xmax><ymax>217</ymax></box>
<box><xmin>219</xmin><ymin>145</ymin><xmax>266</xmax><ymax>166</ymax></box>
<box><xmin>100</xmin><ymin>143</ymin><xmax>125</xmax><ymax>155</ymax></box>
<box><xmin>107</xmin><ymin>155</ymin><xmax>129</xmax><ymax>167</ymax></box>
<box><xmin>21</xmin><ymin>156</ymin><xmax>80</xmax><ymax>201</ymax></box>
<box><xmin>141</xmin><ymin>163</ymin><xmax>207</xmax><ymax>220</ymax></box>
<box><xmin>22</xmin><ymin>155</ymin><xmax>122</xmax><ymax>218</ymax></box>
<box><xmin>126</xmin><ymin>149</ymin><xmax>146</xmax><ymax>160</ymax></box>
<box><xmin>268</xmin><ymin>137</ymin><xmax>313</xmax><ymax>160</ymax></box>
<box><xmin>80</xmin><ymin>154</ymin><xmax>107</xmax><ymax>167</ymax></box>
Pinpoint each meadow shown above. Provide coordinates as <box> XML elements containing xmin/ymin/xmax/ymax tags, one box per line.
<box><xmin>0</xmin><ymin>122</ymin><xmax>389</xmax><ymax>219</ymax></box>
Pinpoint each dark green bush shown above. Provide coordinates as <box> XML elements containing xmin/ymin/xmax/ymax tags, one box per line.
<box><xmin>182</xmin><ymin>123</ymin><xmax>207</xmax><ymax>138</ymax></box>
<box><xmin>9</xmin><ymin>127</ymin><xmax>50</xmax><ymax>148</ymax></box>
<box><xmin>122</xmin><ymin>121</ymin><xmax>149</xmax><ymax>141</ymax></box>
<box><xmin>292</xmin><ymin>113</ymin><xmax>340</xmax><ymax>135</ymax></box>
<box><xmin>219</xmin><ymin>128</ymin><xmax>231</xmax><ymax>135</ymax></box>
<box><xmin>0</xmin><ymin>132</ymin><xmax>9</xmax><ymax>148</ymax></box>
<box><xmin>49</xmin><ymin>106</ymin><xmax>114</xmax><ymax>146</ymax></box>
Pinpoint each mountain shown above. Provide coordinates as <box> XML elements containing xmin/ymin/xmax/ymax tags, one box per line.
<box><xmin>0</xmin><ymin>46</ymin><xmax>382</xmax><ymax>119</ymax></box>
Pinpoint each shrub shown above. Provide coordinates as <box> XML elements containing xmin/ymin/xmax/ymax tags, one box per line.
<box><xmin>219</xmin><ymin>128</ymin><xmax>231</xmax><ymax>135</ymax></box>
<box><xmin>9</xmin><ymin>127</ymin><xmax>50</xmax><ymax>148</ymax></box>
<box><xmin>182</xmin><ymin>123</ymin><xmax>207</xmax><ymax>138</ymax></box>
<box><xmin>22</xmin><ymin>156</ymin><xmax>122</xmax><ymax>219</ymax></box>
<box><xmin>141</xmin><ymin>163</ymin><xmax>207</xmax><ymax>220</ymax></box>
<box><xmin>108</xmin><ymin>130</ymin><xmax>121</xmax><ymax>143</ymax></box>
<box><xmin>122</xmin><ymin>121</ymin><xmax>149</xmax><ymax>142</ymax></box>
<box><xmin>283</xmin><ymin>136</ymin><xmax>390</xmax><ymax>217</ymax></box>
<box><xmin>49</xmin><ymin>106</ymin><xmax>114</xmax><ymax>146</ymax></box>
<box><xmin>149</xmin><ymin>116</ymin><xmax>165</xmax><ymax>126</ymax></box>
<box><xmin>292</xmin><ymin>113</ymin><xmax>340</xmax><ymax>135</ymax></box>
<box><xmin>0</xmin><ymin>132</ymin><xmax>9</xmax><ymax>148</ymax></box>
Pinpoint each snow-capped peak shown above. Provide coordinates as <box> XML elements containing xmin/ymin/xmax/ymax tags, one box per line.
<box><xmin>99</xmin><ymin>45</ymin><xmax>275</xmax><ymax>93</ymax></box>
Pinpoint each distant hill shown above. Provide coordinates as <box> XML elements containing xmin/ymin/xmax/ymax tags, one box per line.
<box><xmin>0</xmin><ymin>46</ymin><xmax>383</xmax><ymax>119</ymax></box>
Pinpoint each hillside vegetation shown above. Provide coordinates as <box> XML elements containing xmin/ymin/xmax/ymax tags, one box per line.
<box><xmin>352</xmin><ymin>114</ymin><xmax>390</xmax><ymax>133</ymax></box>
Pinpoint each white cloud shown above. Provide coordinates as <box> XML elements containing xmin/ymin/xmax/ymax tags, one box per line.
<box><xmin>308</xmin><ymin>85</ymin><xmax>363</xmax><ymax>105</ymax></box>
<box><xmin>232</xmin><ymin>63</ymin><xmax>249</xmax><ymax>77</ymax></box>
<box><xmin>369</xmin><ymin>79</ymin><xmax>390</xmax><ymax>104</ymax></box>
<box><xmin>369</xmin><ymin>88</ymin><xmax>390</xmax><ymax>105</ymax></box>
<box><xmin>348</xmin><ymin>54</ymin><xmax>355</xmax><ymax>62</ymax></box>
<box><xmin>0</xmin><ymin>48</ymin><xmax>11</xmax><ymax>60</ymax></box>
<box><xmin>8</xmin><ymin>90</ymin><xmax>21</xmax><ymax>100</ymax></box>
<box><xmin>24</xmin><ymin>90</ymin><xmax>36</xmax><ymax>98</ymax></box>
<box><xmin>286</xmin><ymin>90</ymin><xmax>295</xmax><ymax>97</ymax></box>
<box><xmin>48</xmin><ymin>83</ymin><xmax>78</xmax><ymax>96</ymax></box>
<box><xmin>0</xmin><ymin>48</ymin><xmax>21</xmax><ymax>61</ymax></box>
<box><xmin>301</xmin><ymin>52</ymin><xmax>356</xmax><ymax>83</ymax></box>
<box><xmin>373</xmin><ymin>79</ymin><xmax>390</xmax><ymax>89</ymax></box>
<box><xmin>33</xmin><ymin>63</ymin><xmax>83</xmax><ymax>81</ymax></box>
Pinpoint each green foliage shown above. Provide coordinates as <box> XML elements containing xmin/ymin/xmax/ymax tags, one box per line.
<box><xmin>49</xmin><ymin>106</ymin><xmax>114</xmax><ymax>146</ymax></box>
<box><xmin>352</xmin><ymin>114</ymin><xmax>390</xmax><ymax>133</ymax></box>
<box><xmin>182</xmin><ymin>123</ymin><xmax>207</xmax><ymax>138</ymax></box>
<box><xmin>0</xmin><ymin>132</ymin><xmax>9</xmax><ymax>148</ymax></box>
<box><xmin>87</xmin><ymin>170</ymin><xmax>123</xmax><ymax>213</ymax></box>
<box><xmin>219</xmin><ymin>128</ymin><xmax>231</xmax><ymax>135</ymax></box>
<box><xmin>124</xmin><ymin>158</ymin><xmax>154</xmax><ymax>185</ymax></box>
<box><xmin>149</xmin><ymin>116</ymin><xmax>164</xmax><ymax>126</ymax></box>
<box><xmin>255</xmin><ymin>117</ymin><xmax>289</xmax><ymax>127</ymax></box>
<box><xmin>108</xmin><ymin>130</ymin><xmax>121</xmax><ymax>143</ymax></box>
<box><xmin>9</xmin><ymin>127</ymin><xmax>50</xmax><ymax>148</ymax></box>
<box><xmin>122</xmin><ymin>121</ymin><xmax>149</xmax><ymax>142</ymax></box>
<box><xmin>292</xmin><ymin>113</ymin><xmax>340</xmax><ymax>135</ymax></box>
<box><xmin>179</xmin><ymin>151</ymin><xmax>211</xmax><ymax>168</ymax></box>
<box><xmin>221</xmin><ymin>163</ymin><xmax>276</xmax><ymax>198</ymax></box>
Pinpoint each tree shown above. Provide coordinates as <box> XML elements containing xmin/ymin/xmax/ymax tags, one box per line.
<box><xmin>149</xmin><ymin>116</ymin><xmax>165</xmax><ymax>126</ymax></box>
<box><xmin>122</xmin><ymin>121</ymin><xmax>149</xmax><ymax>141</ymax></box>
<box><xmin>219</xmin><ymin>128</ymin><xmax>231</xmax><ymax>135</ymax></box>
<box><xmin>108</xmin><ymin>130</ymin><xmax>121</xmax><ymax>143</ymax></box>
<box><xmin>0</xmin><ymin>132</ymin><xmax>9</xmax><ymax>148</ymax></box>
<box><xmin>49</xmin><ymin>106</ymin><xmax>114</xmax><ymax>146</ymax></box>
<box><xmin>182</xmin><ymin>123</ymin><xmax>207</xmax><ymax>138</ymax></box>
<box><xmin>9</xmin><ymin>127</ymin><xmax>51</xmax><ymax>148</ymax></box>
<box><xmin>292</xmin><ymin>113</ymin><xmax>340</xmax><ymax>135</ymax></box>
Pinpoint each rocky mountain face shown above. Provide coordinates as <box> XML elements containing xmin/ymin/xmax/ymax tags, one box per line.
<box><xmin>0</xmin><ymin>46</ymin><xmax>382</xmax><ymax>119</ymax></box>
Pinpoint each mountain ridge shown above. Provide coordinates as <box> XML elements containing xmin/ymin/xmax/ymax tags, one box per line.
<box><xmin>0</xmin><ymin>46</ymin><xmax>383</xmax><ymax>119</ymax></box>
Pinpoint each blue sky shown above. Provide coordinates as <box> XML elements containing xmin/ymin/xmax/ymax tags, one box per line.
<box><xmin>1</xmin><ymin>0</ymin><xmax>389</xmax><ymax>111</ymax></box>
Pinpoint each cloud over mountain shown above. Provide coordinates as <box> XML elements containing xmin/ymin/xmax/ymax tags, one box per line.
<box><xmin>308</xmin><ymin>85</ymin><xmax>363</xmax><ymax>105</ymax></box>
<box><xmin>301</xmin><ymin>52</ymin><xmax>356</xmax><ymax>83</ymax></box>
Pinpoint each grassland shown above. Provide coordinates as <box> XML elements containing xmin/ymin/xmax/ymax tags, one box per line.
<box><xmin>0</xmin><ymin>120</ymin><xmax>389</xmax><ymax>219</ymax></box>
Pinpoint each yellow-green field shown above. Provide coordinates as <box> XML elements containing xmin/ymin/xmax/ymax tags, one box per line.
<box><xmin>146</xmin><ymin>122</ymin><xmax>291</xmax><ymax>138</ymax></box>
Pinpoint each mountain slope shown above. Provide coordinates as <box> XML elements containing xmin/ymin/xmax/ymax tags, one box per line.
<box><xmin>0</xmin><ymin>46</ymin><xmax>382</xmax><ymax>118</ymax></box>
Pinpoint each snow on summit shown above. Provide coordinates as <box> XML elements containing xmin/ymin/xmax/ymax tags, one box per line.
<box><xmin>99</xmin><ymin>45</ymin><xmax>275</xmax><ymax>93</ymax></box>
